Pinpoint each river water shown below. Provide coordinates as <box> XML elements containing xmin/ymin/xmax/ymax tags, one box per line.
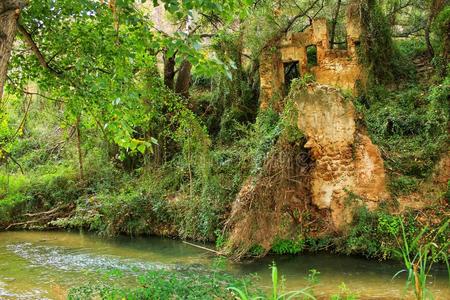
<box><xmin>0</xmin><ymin>231</ymin><xmax>448</xmax><ymax>299</ymax></box>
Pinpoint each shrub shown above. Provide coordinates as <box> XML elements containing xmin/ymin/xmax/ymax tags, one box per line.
<box><xmin>68</xmin><ymin>269</ymin><xmax>257</xmax><ymax>300</ymax></box>
<box><xmin>271</xmin><ymin>237</ymin><xmax>305</xmax><ymax>255</ymax></box>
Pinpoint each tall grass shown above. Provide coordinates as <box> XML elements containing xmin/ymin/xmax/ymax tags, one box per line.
<box><xmin>228</xmin><ymin>263</ymin><xmax>316</xmax><ymax>300</ymax></box>
<box><xmin>393</xmin><ymin>219</ymin><xmax>449</xmax><ymax>300</ymax></box>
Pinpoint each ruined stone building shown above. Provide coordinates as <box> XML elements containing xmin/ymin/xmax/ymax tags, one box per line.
<box><xmin>259</xmin><ymin>14</ymin><xmax>363</xmax><ymax>109</ymax></box>
<box><xmin>228</xmin><ymin>10</ymin><xmax>388</xmax><ymax>245</ymax></box>
<box><xmin>256</xmin><ymin>12</ymin><xmax>388</xmax><ymax>228</ymax></box>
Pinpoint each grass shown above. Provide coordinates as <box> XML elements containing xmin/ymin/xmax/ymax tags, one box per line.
<box><xmin>393</xmin><ymin>219</ymin><xmax>450</xmax><ymax>300</ymax></box>
<box><xmin>228</xmin><ymin>263</ymin><xmax>316</xmax><ymax>300</ymax></box>
<box><xmin>0</xmin><ymin>172</ymin><xmax>29</xmax><ymax>197</ymax></box>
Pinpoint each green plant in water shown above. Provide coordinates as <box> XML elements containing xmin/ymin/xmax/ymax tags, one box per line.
<box><xmin>392</xmin><ymin>219</ymin><xmax>450</xmax><ymax>300</ymax></box>
<box><xmin>305</xmin><ymin>269</ymin><xmax>321</xmax><ymax>285</ymax></box>
<box><xmin>330</xmin><ymin>282</ymin><xmax>358</xmax><ymax>300</ymax></box>
<box><xmin>228</xmin><ymin>262</ymin><xmax>316</xmax><ymax>300</ymax></box>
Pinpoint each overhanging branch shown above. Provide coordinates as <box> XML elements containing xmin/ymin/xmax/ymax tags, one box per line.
<box><xmin>17</xmin><ymin>23</ymin><xmax>63</xmax><ymax>77</ymax></box>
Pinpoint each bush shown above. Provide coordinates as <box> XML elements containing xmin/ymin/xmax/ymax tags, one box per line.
<box><xmin>359</xmin><ymin>79</ymin><xmax>448</xmax><ymax>182</ymax></box>
<box><xmin>389</xmin><ymin>175</ymin><xmax>419</xmax><ymax>196</ymax></box>
<box><xmin>68</xmin><ymin>269</ymin><xmax>258</xmax><ymax>300</ymax></box>
<box><xmin>271</xmin><ymin>237</ymin><xmax>305</xmax><ymax>255</ymax></box>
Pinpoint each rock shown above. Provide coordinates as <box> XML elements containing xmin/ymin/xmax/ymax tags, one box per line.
<box><xmin>294</xmin><ymin>83</ymin><xmax>388</xmax><ymax>229</ymax></box>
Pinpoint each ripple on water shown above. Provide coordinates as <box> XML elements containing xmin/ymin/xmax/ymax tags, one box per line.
<box><xmin>6</xmin><ymin>242</ymin><xmax>173</xmax><ymax>273</ymax></box>
<box><xmin>0</xmin><ymin>280</ymin><xmax>50</xmax><ymax>300</ymax></box>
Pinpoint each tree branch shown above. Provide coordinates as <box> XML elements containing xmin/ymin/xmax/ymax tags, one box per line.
<box><xmin>283</xmin><ymin>0</ymin><xmax>321</xmax><ymax>33</ymax></box>
<box><xmin>16</xmin><ymin>23</ymin><xmax>63</xmax><ymax>77</ymax></box>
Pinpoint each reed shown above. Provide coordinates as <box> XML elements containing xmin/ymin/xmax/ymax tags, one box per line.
<box><xmin>392</xmin><ymin>219</ymin><xmax>449</xmax><ymax>300</ymax></box>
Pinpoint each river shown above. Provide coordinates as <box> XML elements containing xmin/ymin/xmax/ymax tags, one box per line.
<box><xmin>0</xmin><ymin>231</ymin><xmax>448</xmax><ymax>299</ymax></box>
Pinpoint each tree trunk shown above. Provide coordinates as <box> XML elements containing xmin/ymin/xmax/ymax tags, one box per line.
<box><xmin>329</xmin><ymin>0</ymin><xmax>342</xmax><ymax>49</ymax></box>
<box><xmin>175</xmin><ymin>59</ymin><xmax>192</xmax><ymax>98</ymax></box>
<box><xmin>163</xmin><ymin>51</ymin><xmax>176</xmax><ymax>90</ymax></box>
<box><xmin>76</xmin><ymin>115</ymin><xmax>84</xmax><ymax>181</ymax></box>
<box><xmin>425</xmin><ymin>0</ymin><xmax>447</xmax><ymax>58</ymax></box>
<box><xmin>0</xmin><ymin>1</ymin><xmax>25</xmax><ymax>101</ymax></box>
<box><xmin>425</xmin><ymin>15</ymin><xmax>435</xmax><ymax>58</ymax></box>
<box><xmin>443</xmin><ymin>17</ymin><xmax>450</xmax><ymax>62</ymax></box>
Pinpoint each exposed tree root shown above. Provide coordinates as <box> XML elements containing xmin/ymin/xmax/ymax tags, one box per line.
<box><xmin>224</xmin><ymin>136</ymin><xmax>332</xmax><ymax>260</ymax></box>
<box><xmin>5</xmin><ymin>203</ymin><xmax>75</xmax><ymax>230</ymax></box>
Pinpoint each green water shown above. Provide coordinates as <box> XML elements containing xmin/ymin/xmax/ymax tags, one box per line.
<box><xmin>0</xmin><ymin>231</ymin><xmax>449</xmax><ymax>299</ymax></box>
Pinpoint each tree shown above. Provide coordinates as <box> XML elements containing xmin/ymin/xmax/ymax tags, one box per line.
<box><xmin>0</xmin><ymin>0</ymin><xmax>26</xmax><ymax>101</ymax></box>
<box><xmin>329</xmin><ymin>0</ymin><xmax>342</xmax><ymax>49</ymax></box>
<box><xmin>424</xmin><ymin>0</ymin><xmax>448</xmax><ymax>57</ymax></box>
<box><xmin>1</xmin><ymin>0</ymin><xmax>248</xmax><ymax>168</ymax></box>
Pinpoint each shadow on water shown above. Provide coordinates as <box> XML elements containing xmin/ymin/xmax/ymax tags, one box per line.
<box><xmin>0</xmin><ymin>231</ymin><xmax>449</xmax><ymax>299</ymax></box>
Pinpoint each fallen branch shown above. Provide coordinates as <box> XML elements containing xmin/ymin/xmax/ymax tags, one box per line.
<box><xmin>182</xmin><ymin>241</ymin><xmax>222</xmax><ymax>255</ymax></box>
<box><xmin>5</xmin><ymin>215</ymin><xmax>49</xmax><ymax>230</ymax></box>
<box><xmin>23</xmin><ymin>203</ymin><xmax>70</xmax><ymax>217</ymax></box>
<box><xmin>5</xmin><ymin>203</ymin><xmax>74</xmax><ymax>230</ymax></box>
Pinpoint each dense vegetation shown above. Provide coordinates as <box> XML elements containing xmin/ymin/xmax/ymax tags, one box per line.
<box><xmin>0</xmin><ymin>0</ymin><xmax>449</xmax><ymax>298</ymax></box>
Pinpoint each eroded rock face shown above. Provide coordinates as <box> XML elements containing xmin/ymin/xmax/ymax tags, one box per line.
<box><xmin>294</xmin><ymin>84</ymin><xmax>388</xmax><ymax>228</ymax></box>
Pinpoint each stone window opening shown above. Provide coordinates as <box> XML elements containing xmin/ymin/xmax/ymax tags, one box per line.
<box><xmin>283</xmin><ymin>61</ymin><xmax>300</xmax><ymax>93</ymax></box>
<box><xmin>306</xmin><ymin>45</ymin><xmax>318</xmax><ymax>68</ymax></box>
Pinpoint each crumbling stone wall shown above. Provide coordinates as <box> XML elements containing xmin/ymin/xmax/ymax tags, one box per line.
<box><xmin>259</xmin><ymin>13</ymin><xmax>363</xmax><ymax>108</ymax></box>
<box><xmin>294</xmin><ymin>83</ymin><xmax>388</xmax><ymax>228</ymax></box>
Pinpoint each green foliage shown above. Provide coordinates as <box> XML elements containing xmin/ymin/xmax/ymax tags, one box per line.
<box><xmin>432</xmin><ymin>6</ymin><xmax>450</xmax><ymax>60</ymax></box>
<box><xmin>305</xmin><ymin>269</ymin><xmax>321</xmax><ymax>286</ymax></box>
<box><xmin>392</xmin><ymin>220</ymin><xmax>450</xmax><ymax>300</ymax></box>
<box><xmin>340</xmin><ymin>206</ymin><xmax>386</xmax><ymax>259</ymax></box>
<box><xmin>396</xmin><ymin>38</ymin><xmax>427</xmax><ymax>59</ymax></box>
<box><xmin>68</xmin><ymin>268</ymin><xmax>256</xmax><ymax>300</ymax></box>
<box><xmin>199</xmin><ymin>32</ymin><xmax>258</xmax><ymax>143</ymax></box>
<box><xmin>377</xmin><ymin>213</ymin><xmax>401</xmax><ymax>236</ymax></box>
<box><xmin>241</xmin><ymin>109</ymin><xmax>281</xmax><ymax>176</ymax></box>
<box><xmin>358</xmin><ymin>0</ymin><xmax>396</xmax><ymax>84</ymax></box>
<box><xmin>6</xmin><ymin>0</ymin><xmax>242</xmax><ymax>159</ymax></box>
<box><xmin>359</xmin><ymin>79</ymin><xmax>449</xmax><ymax>183</ymax></box>
<box><xmin>338</xmin><ymin>205</ymin><xmax>449</xmax><ymax>262</ymax></box>
<box><xmin>271</xmin><ymin>237</ymin><xmax>305</xmax><ymax>255</ymax></box>
<box><xmin>215</xmin><ymin>229</ymin><xmax>226</xmax><ymax>248</ymax></box>
<box><xmin>1</xmin><ymin>0</ymin><xmax>448</xmax><ymax>267</ymax></box>
<box><xmin>356</xmin><ymin>0</ymin><xmax>415</xmax><ymax>87</ymax></box>
<box><xmin>0</xmin><ymin>165</ymin><xmax>82</xmax><ymax>226</ymax></box>
<box><xmin>306</xmin><ymin>46</ymin><xmax>318</xmax><ymax>68</ymax></box>
<box><xmin>389</xmin><ymin>175</ymin><xmax>419</xmax><ymax>196</ymax></box>
<box><xmin>305</xmin><ymin>236</ymin><xmax>334</xmax><ymax>252</ymax></box>
<box><xmin>330</xmin><ymin>283</ymin><xmax>358</xmax><ymax>300</ymax></box>
<box><xmin>228</xmin><ymin>263</ymin><xmax>316</xmax><ymax>300</ymax></box>
<box><xmin>248</xmin><ymin>244</ymin><xmax>265</xmax><ymax>257</ymax></box>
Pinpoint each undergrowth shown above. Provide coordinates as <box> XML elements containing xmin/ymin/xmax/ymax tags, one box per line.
<box><xmin>68</xmin><ymin>268</ymin><xmax>260</xmax><ymax>300</ymax></box>
<box><xmin>356</xmin><ymin>76</ymin><xmax>449</xmax><ymax>196</ymax></box>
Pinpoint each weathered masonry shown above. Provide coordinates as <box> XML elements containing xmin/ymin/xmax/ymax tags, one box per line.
<box><xmin>259</xmin><ymin>15</ymin><xmax>363</xmax><ymax>109</ymax></box>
